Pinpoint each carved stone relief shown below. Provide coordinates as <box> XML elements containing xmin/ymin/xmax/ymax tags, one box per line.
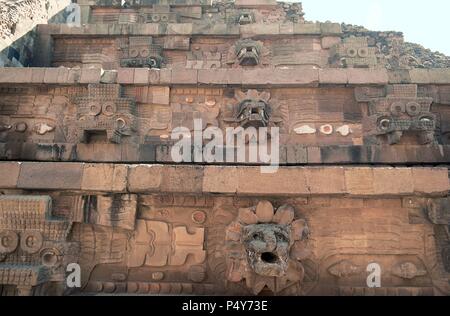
<box><xmin>0</xmin><ymin>195</ymin><xmax>77</xmax><ymax>296</ymax></box>
<box><xmin>330</xmin><ymin>37</ymin><xmax>379</xmax><ymax>68</ymax></box>
<box><xmin>72</xmin><ymin>84</ymin><xmax>138</xmax><ymax>144</ymax></box>
<box><xmin>226</xmin><ymin>39</ymin><xmax>269</xmax><ymax>67</ymax></box>
<box><xmin>120</xmin><ymin>37</ymin><xmax>164</xmax><ymax>68</ymax></box>
<box><xmin>360</xmin><ymin>84</ymin><xmax>436</xmax><ymax>145</ymax></box>
<box><xmin>223</xmin><ymin>90</ymin><xmax>283</xmax><ymax>129</ymax></box>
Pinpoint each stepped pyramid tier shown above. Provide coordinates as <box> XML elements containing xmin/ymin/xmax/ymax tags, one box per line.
<box><xmin>0</xmin><ymin>0</ymin><xmax>449</xmax><ymax>296</ymax></box>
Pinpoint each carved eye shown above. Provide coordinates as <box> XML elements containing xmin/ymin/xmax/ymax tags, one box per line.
<box><xmin>149</xmin><ymin>58</ymin><xmax>158</xmax><ymax>68</ymax></box>
<box><xmin>378</xmin><ymin>117</ymin><xmax>392</xmax><ymax>131</ymax></box>
<box><xmin>116</xmin><ymin>118</ymin><xmax>127</xmax><ymax>129</ymax></box>
<box><xmin>151</xmin><ymin>14</ymin><xmax>160</xmax><ymax>22</ymax></box>
<box><xmin>88</xmin><ymin>102</ymin><xmax>102</xmax><ymax>116</ymax></box>
<box><xmin>129</xmin><ymin>49</ymin><xmax>139</xmax><ymax>58</ymax></box>
<box><xmin>0</xmin><ymin>230</ymin><xmax>19</xmax><ymax>254</ymax></box>
<box><xmin>40</xmin><ymin>248</ymin><xmax>61</xmax><ymax>268</ymax></box>
<box><xmin>406</xmin><ymin>102</ymin><xmax>421</xmax><ymax>116</ymax></box>
<box><xmin>102</xmin><ymin>102</ymin><xmax>116</xmax><ymax>117</ymax></box>
<box><xmin>390</xmin><ymin>102</ymin><xmax>405</xmax><ymax>116</ymax></box>
<box><xmin>275</xmin><ymin>232</ymin><xmax>288</xmax><ymax>243</ymax></box>
<box><xmin>358</xmin><ymin>48</ymin><xmax>369</xmax><ymax>57</ymax></box>
<box><xmin>347</xmin><ymin>48</ymin><xmax>358</xmax><ymax>57</ymax></box>
<box><xmin>252</xmin><ymin>232</ymin><xmax>264</xmax><ymax>241</ymax></box>
<box><xmin>140</xmin><ymin>48</ymin><xmax>150</xmax><ymax>58</ymax></box>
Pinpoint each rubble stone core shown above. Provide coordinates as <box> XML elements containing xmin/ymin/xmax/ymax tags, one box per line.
<box><xmin>0</xmin><ymin>0</ymin><xmax>449</xmax><ymax>296</ymax></box>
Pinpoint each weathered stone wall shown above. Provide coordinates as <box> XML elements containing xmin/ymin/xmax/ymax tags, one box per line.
<box><xmin>0</xmin><ymin>0</ymin><xmax>71</xmax><ymax>67</ymax></box>
<box><xmin>342</xmin><ymin>24</ymin><xmax>450</xmax><ymax>69</ymax></box>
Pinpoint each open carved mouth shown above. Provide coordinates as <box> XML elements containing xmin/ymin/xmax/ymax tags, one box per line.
<box><xmin>237</xmin><ymin>47</ymin><xmax>260</xmax><ymax>66</ymax></box>
<box><xmin>237</xmin><ymin>100</ymin><xmax>271</xmax><ymax>128</ymax></box>
<box><xmin>261</xmin><ymin>252</ymin><xmax>278</xmax><ymax>264</ymax></box>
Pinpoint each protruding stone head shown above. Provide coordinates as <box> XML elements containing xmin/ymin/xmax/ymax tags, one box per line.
<box><xmin>235</xmin><ymin>39</ymin><xmax>262</xmax><ymax>66</ymax></box>
<box><xmin>243</xmin><ymin>223</ymin><xmax>290</xmax><ymax>277</ymax></box>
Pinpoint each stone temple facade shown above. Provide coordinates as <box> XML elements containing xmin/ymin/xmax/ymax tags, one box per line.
<box><xmin>0</xmin><ymin>0</ymin><xmax>449</xmax><ymax>296</ymax></box>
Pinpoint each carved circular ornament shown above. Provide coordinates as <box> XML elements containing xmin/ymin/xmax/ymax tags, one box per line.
<box><xmin>320</xmin><ymin>124</ymin><xmax>333</xmax><ymax>135</ymax></box>
<box><xmin>378</xmin><ymin>117</ymin><xmax>392</xmax><ymax>131</ymax></box>
<box><xmin>15</xmin><ymin>122</ymin><xmax>28</xmax><ymax>133</ymax></box>
<box><xmin>223</xmin><ymin>201</ymin><xmax>310</xmax><ymax>295</ymax></box>
<box><xmin>151</xmin><ymin>14</ymin><xmax>160</xmax><ymax>22</ymax></box>
<box><xmin>116</xmin><ymin>118</ymin><xmax>127</xmax><ymax>130</ymax></box>
<box><xmin>192</xmin><ymin>211</ymin><xmax>207</xmax><ymax>224</ymax></box>
<box><xmin>140</xmin><ymin>48</ymin><xmax>150</xmax><ymax>58</ymax></box>
<box><xmin>406</xmin><ymin>102</ymin><xmax>421</xmax><ymax>116</ymax></box>
<box><xmin>0</xmin><ymin>230</ymin><xmax>19</xmax><ymax>254</ymax></box>
<box><xmin>129</xmin><ymin>49</ymin><xmax>139</xmax><ymax>58</ymax></box>
<box><xmin>88</xmin><ymin>102</ymin><xmax>102</xmax><ymax>116</ymax></box>
<box><xmin>40</xmin><ymin>248</ymin><xmax>61</xmax><ymax>268</ymax></box>
<box><xmin>390</xmin><ymin>102</ymin><xmax>405</xmax><ymax>116</ymax></box>
<box><xmin>20</xmin><ymin>231</ymin><xmax>43</xmax><ymax>254</ymax></box>
<box><xmin>102</xmin><ymin>102</ymin><xmax>117</xmax><ymax>117</ymax></box>
<box><xmin>347</xmin><ymin>48</ymin><xmax>358</xmax><ymax>58</ymax></box>
<box><xmin>358</xmin><ymin>48</ymin><xmax>369</xmax><ymax>58</ymax></box>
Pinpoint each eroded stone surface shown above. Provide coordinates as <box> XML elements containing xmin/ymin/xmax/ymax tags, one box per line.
<box><xmin>0</xmin><ymin>0</ymin><xmax>449</xmax><ymax>297</ymax></box>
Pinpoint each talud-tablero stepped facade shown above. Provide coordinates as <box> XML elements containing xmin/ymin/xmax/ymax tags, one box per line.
<box><xmin>0</xmin><ymin>0</ymin><xmax>449</xmax><ymax>296</ymax></box>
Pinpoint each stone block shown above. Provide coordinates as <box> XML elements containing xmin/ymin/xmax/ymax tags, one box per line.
<box><xmin>117</xmin><ymin>68</ymin><xmax>135</xmax><ymax>84</ymax></box>
<box><xmin>286</xmin><ymin>145</ymin><xmax>308</xmax><ymax>164</ymax></box>
<box><xmin>203</xmin><ymin>166</ymin><xmax>238</xmax><ymax>194</ymax></box>
<box><xmin>279</xmin><ymin>23</ymin><xmax>294</xmax><ymax>35</ymax></box>
<box><xmin>56</xmin><ymin>67</ymin><xmax>70</xmax><ymax>83</ymax></box>
<box><xmin>0</xmin><ymin>68</ymin><xmax>32</xmax><ymax>83</ymax></box>
<box><xmin>148</xmin><ymin>69</ymin><xmax>161</xmax><ymax>84</ymax></box>
<box><xmin>149</xmin><ymin>86</ymin><xmax>170</xmax><ymax>105</ymax></box>
<box><xmin>320</xmin><ymin>23</ymin><xmax>342</xmax><ymax>34</ymax></box>
<box><xmin>237</xmin><ymin>168</ymin><xmax>309</xmax><ymax>195</ymax></box>
<box><xmin>160</xmin><ymin>166</ymin><xmax>204</xmax><ymax>193</ymax></box>
<box><xmin>347</xmin><ymin>69</ymin><xmax>389</xmax><ymax>85</ymax></box>
<box><xmin>134</xmin><ymin>68</ymin><xmax>149</xmax><ymax>84</ymax></box>
<box><xmin>242</xmin><ymin>69</ymin><xmax>318</xmax><ymax>85</ymax></box>
<box><xmin>168</xmin><ymin>23</ymin><xmax>193</xmax><ymax>35</ymax></box>
<box><xmin>319</xmin><ymin>69</ymin><xmax>348</xmax><ymax>84</ymax></box>
<box><xmin>128</xmin><ymin>165</ymin><xmax>162</xmax><ymax>192</ymax></box>
<box><xmin>159</xmin><ymin>69</ymin><xmax>172</xmax><ymax>84</ymax></box>
<box><xmin>345</xmin><ymin>168</ymin><xmax>375</xmax><ymax>195</ymax></box>
<box><xmin>79</xmin><ymin>68</ymin><xmax>102</xmax><ymax>83</ymax></box>
<box><xmin>43</xmin><ymin>68</ymin><xmax>60</xmax><ymax>83</ymax></box>
<box><xmin>240</xmin><ymin>23</ymin><xmax>279</xmax><ymax>36</ymax></box>
<box><xmin>0</xmin><ymin>162</ymin><xmax>20</xmax><ymax>188</ymax></box>
<box><xmin>409</xmin><ymin>69</ymin><xmax>430</xmax><ymax>84</ymax></box>
<box><xmin>373</xmin><ymin>168</ymin><xmax>414</xmax><ymax>195</ymax></box>
<box><xmin>307</xmin><ymin>147</ymin><xmax>322</xmax><ymax>163</ymax></box>
<box><xmin>426</xmin><ymin>69</ymin><xmax>450</xmax><ymax>84</ymax></box>
<box><xmin>18</xmin><ymin>162</ymin><xmax>83</xmax><ymax>190</ymax></box>
<box><xmin>321</xmin><ymin>36</ymin><xmax>342</xmax><ymax>49</ymax></box>
<box><xmin>171</xmin><ymin>69</ymin><xmax>197</xmax><ymax>84</ymax></box>
<box><xmin>198</xmin><ymin>69</ymin><xmax>229</xmax><ymax>84</ymax></box>
<box><xmin>412</xmin><ymin>168</ymin><xmax>450</xmax><ymax>195</ymax></box>
<box><xmin>67</xmin><ymin>68</ymin><xmax>81</xmax><ymax>83</ymax></box>
<box><xmin>305</xmin><ymin>167</ymin><xmax>346</xmax><ymax>194</ymax></box>
<box><xmin>76</xmin><ymin>143</ymin><xmax>122</xmax><ymax>162</ymax></box>
<box><xmin>235</xmin><ymin>0</ymin><xmax>277</xmax><ymax>6</ymax></box>
<box><xmin>294</xmin><ymin>23</ymin><xmax>321</xmax><ymax>34</ymax></box>
<box><xmin>31</xmin><ymin>68</ymin><xmax>46</xmax><ymax>83</ymax></box>
<box><xmin>100</xmin><ymin>70</ymin><xmax>118</xmax><ymax>84</ymax></box>
<box><xmin>81</xmin><ymin>164</ymin><xmax>127</xmax><ymax>192</ymax></box>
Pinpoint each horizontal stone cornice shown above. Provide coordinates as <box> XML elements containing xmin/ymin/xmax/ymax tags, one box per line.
<box><xmin>0</xmin><ymin>162</ymin><xmax>448</xmax><ymax>196</ymax></box>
